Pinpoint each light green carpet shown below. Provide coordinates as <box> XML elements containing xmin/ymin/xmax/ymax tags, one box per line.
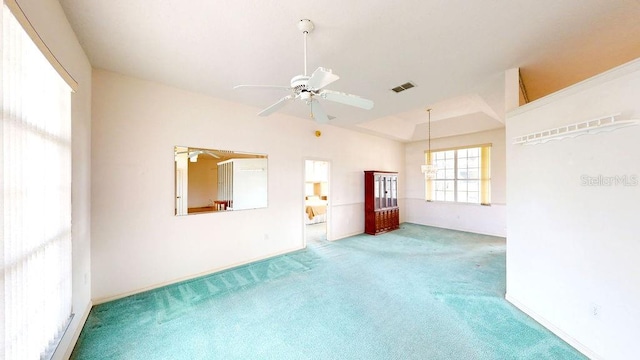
<box><xmin>71</xmin><ymin>223</ymin><xmax>586</xmax><ymax>359</ymax></box>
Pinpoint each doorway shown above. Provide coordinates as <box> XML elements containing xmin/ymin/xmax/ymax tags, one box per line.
<box><xmin>304</xmin><ymin>160</ymin><xmax>329</xmax><ymax>245</ymax></box>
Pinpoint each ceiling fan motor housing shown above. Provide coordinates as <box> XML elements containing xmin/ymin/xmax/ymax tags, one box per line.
<box><xmin>290</xmin><ymin>74</ymin><xmax>310</xmax><ymax>91</ymax></box>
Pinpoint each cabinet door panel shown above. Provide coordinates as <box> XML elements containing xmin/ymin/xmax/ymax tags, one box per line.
<box><xmin>375</xmin><ymin>174</ymin><xmax>381</xmax><ymax>210</ymax></box>
<box><xmin>383</xmin><ymin>176</ymin><xmax>388</xmax><ymax>208</ymax></box>
<box><xmin>391</xmin><ymin>176</ymin><xmax>398</xmax><ymax>207</ymax></box>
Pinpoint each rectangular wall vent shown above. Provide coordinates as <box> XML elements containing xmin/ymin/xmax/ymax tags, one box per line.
<box><xmin>391</xmin><ymin>82</ymin><xmax>416</xmax><ymax>93</ymax></box>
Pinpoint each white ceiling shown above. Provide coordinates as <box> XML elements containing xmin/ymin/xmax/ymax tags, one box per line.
<box><xmin>58</xmin><ymin>0</ymin><xmax>640</xmax><ymax>142</ymax></box>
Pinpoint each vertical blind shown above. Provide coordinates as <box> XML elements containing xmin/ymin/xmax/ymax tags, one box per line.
<box><xmin>2</xmin><ymin>2</ymin><xmax>73</xmax><ymax>359</ymax></box>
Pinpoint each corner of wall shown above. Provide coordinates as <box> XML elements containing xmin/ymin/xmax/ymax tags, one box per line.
<box><xmin>505</xmin><ymin>294</ymin><xmax>601</xmax><ymax>360</ymax></box>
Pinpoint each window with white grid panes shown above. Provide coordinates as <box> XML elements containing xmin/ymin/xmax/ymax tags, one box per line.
<box><xmin>429</xmin><ymin>146</ymin><xmax>489</xmax><ymax>204</ymax></box>
<box><xmin>433</xmin><ymin>150</ymin><xmax>456</xmax><ymax>202</ymax></box>
<box><xmin>456</xmin><ymin>148</ymin><xmax>480</xmax><ymax>203</ymax></box>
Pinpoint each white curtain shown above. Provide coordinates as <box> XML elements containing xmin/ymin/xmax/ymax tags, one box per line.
<box><xmin>2</xmin><ymin>3</ymin><xmax>73</xmax><ymax>359</ymax></box>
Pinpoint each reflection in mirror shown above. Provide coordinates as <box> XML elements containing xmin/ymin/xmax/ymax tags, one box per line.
<box><xmin>174</xmin><ymin>146</ymin><xmax>268</xmax><ymax>215</ymax></box>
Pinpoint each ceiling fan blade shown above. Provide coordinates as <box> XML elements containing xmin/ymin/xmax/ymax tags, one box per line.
<box><xmin>307</xmin><ymin>67</ymin><xmax>340</xmax><ymax>90</ymax></box>
<box><xmin>257</xmin><ymin>94</ymin><xmax>296</xmax><ymax>116</ymax></box>
<box><xmin>234</xmin><ymin>84</ymin><xmax>291</xmax><ymax>90</ymax></box>
<box><xmin>202</xmin><ymin>150</ymin><xmax>220</xmax><ymax>159</ymax></box>
<box><xmin>310</xmin><ymin>99</ymin><xmax>329</xmax><ymax>123</ymax></box>
<box><xmin>320</xmin><ymin>89</ymin><xmax>374</xmax><ymax>110</ymax></box>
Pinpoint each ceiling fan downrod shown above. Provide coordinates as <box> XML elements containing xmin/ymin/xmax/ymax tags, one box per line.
<box><xmin>298</xmin><ymin>19</ymin><xmax>314</xmax><ymax>76</ymax></box>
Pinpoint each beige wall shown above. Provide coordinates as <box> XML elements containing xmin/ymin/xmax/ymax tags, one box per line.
<box><xmin>91</xmin><ymin>69</ymin><xmax>405</xmax><ymax>301</ymax></box>
<box><xmin>14</xmin><ymin>0</ymin><xmax>94</xmax><ymax>358</ymax></box>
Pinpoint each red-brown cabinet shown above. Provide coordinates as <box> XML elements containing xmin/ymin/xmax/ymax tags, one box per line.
<box><xmin>364</xmin><ymin>171</ymin><xmax>399</xmax><ymax>235</ymax></box>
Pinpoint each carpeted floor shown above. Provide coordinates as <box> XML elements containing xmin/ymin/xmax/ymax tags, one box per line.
<box><xmin>71</xmin><ymin>223</ymin><xmax>586</xmax><ymax>359</ymax></box>
<box><xmin>305</xmin><ymin>222</ymin><xmax>327</xmax><ymax>244</ymax></box>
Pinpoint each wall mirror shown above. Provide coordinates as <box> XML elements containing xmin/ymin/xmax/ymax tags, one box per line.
<box><xmin>174</xmin><ymin>146</ymin><xmax>268</xmax><ymax>215</ymax></box>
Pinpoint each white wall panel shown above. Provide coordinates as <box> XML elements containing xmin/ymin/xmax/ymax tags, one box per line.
<box><xmin>506</xmin><ymin>58</ymin><xmax>640</xmax><ymax>360</ymax></box>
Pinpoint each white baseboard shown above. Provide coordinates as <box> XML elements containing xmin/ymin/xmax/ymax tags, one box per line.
<box><xmin>330</xmin><ymin>230</ymin><xmax>363</xmax><ymax>241</ymax></box>
<box><xmin>51</xmin><ymin>301</ymin><xmax>92</xmax><ymax>360</ymax></box>
<box><xmin>505</xmin><ymin>293</ymin><xmax>601</xmax><ymax>360</ymax></box>
<box><xmin>92</xmin><ymin>246</ymin><xmax>304</xmax><ymax>305</ymax></box>
<box><xmin>403</xmin><ymin>221</ymin><xmax>506</xmax><ymax>238</ymax></box>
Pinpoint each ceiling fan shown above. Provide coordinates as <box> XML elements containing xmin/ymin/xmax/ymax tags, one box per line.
<box><xmin>234</xmin><ymin>19</ymin><xmax>374</xmax><ymax>123</ymax></box>
<box><xmin>175</xmin><ymin>148</ymin><xmax>221</xmax><ymax>162</ymax></box>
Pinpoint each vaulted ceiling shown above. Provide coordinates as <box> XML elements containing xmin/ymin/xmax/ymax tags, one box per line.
<box><xmin>59</xmin><ymin>0</ymin><xmax>640</xmax><ymax>142</ymax></box>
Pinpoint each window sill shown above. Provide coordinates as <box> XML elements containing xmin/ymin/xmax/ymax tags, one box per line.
<box><xmin>425</xmin><ymin>200</ymin><xmax>491</xmax><ymax>207</ymax></box>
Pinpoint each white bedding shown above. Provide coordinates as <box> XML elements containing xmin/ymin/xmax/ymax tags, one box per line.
<box><xmin>305</xmin><ymin>212</ymin><xmax>326</xmax><ymax>224</ymax></box>
<box><xmin>305</xmin><ymin>197</ymin><xmax>327</xmax><ymax>224</ymax></box>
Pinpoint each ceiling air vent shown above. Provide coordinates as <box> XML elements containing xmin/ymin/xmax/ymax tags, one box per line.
<box><xmin>391</xmin><ymin>82</ymin><xmax>416</xmax><ymax>93</ymax></box>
